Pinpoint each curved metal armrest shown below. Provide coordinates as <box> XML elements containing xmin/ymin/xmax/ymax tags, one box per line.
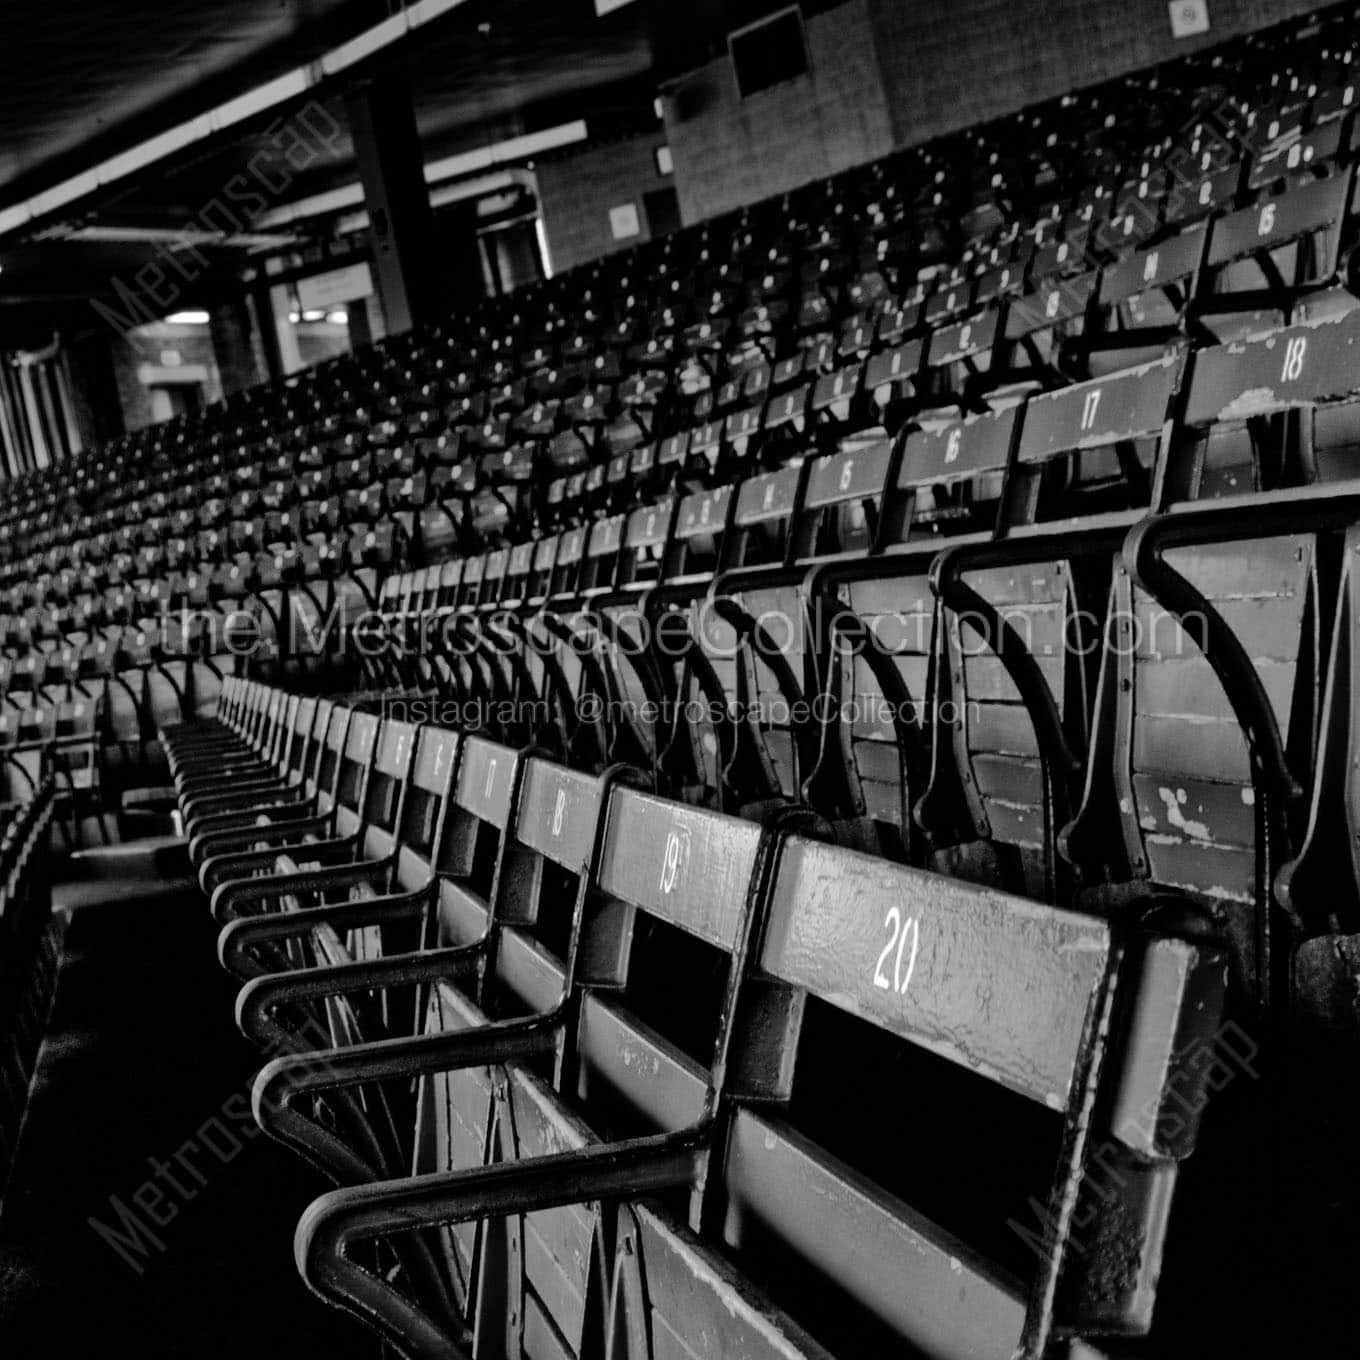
<box><xmin>177</xmin><ymin>758</ymin><xmax>272</xmax><ymax>789</ymax></box>
<box><xmin>167</xmin><ymin>734</ymin><xmax>248</xmax><ymax>756</ymax></box>
<box><xmin>293</xmin><ymin>1132</ymin><xmax>705</xmax><ymax>1360</ymax></box>
<box><xmin>186</xmin><ymin>795</ymin><xmax>313</xmax><ymax>841</ymax></box>
<box><xmin>181</xmin><ymin>772</ymin><xmax>294</xmax><ymax>807</ymax></box>
<box><xmin>178</xmin><ymin>758</ymin><xmax>279</xmax><ymax>790</ymax></box>
<box><xmin>1123</xmin><ymin>511</ymin><xmax>1315</xmax><ymax>804</ymax></box>
<box><xmin>237</xmin><ymin>941</ymin><xmax>491</xmax><ymax>1052</ymax></box>
<box><xmin>218</xmin><ymin>882</ymin><xmax>432</xmax><ymax>980</ymax></box>
<box><xmin>1133</xmin><ymin>486</ymin><xmax>1360</xmax><ymax>549</ymax></box>
<box><xmin>185</xmin><ymin>778</ymin><xmax>308</xmax><ymax>813</ymax></box>
<box><xmin>256</xmin><ymin>1011</ymin><xmax>560</xmax><ymax>1111</ymax></box>
<box><xmin>192</xmin><ymin>812</ymin><xmax>333</xmax><ymax>875</ymax></box>
<box><xmin>207</xmin><ymin>843</ymin><xmax>379</xmax><ymax>922</ymax></box>
<box><xmin>252</xmin><ymin>1013</ymin><xmax>565</xmax><ymax>1184</ymax></box>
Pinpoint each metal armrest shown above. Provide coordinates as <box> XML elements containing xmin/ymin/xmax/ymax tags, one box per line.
<box><xmin>218</xmin><ymin>882</ymin><xmax>432</xmax><ymax>980</ymax></box>
<box><xmin>177</xmin><ymin>752</ymin><xmax>279</xmax><ymax>784</ymax></box>
<box><xmin>293</xmin><ymin>1131</ymin><xmax>704</xmax><ymax>1360</ymax></box>
<box><xmin>204</xmin><ymin>848</ymin><xmax>383</xmax><ymax>924</ymax></box>
<box><xmin>180</xmin><ymin>770</ymin><xmax>289</xmax><ymax>805</ymax></box>
<box><xmin>184</xmin><ymin>782</ymin><xmax>308</xmax><ymax>821</ymax></box>
<box><xmin>183</xmin><ymin>777</ymin><xmax>303</xmax><ymax>805</ymax></box>
<box><xmin>177</xmin><ymin>757</ymin><xmax>272</xmax><ymax>788</ymax></box>
<box><xmin>186</xmin><ymin>795</ymin><xmax>314</xmax><ymax>841</ymax></box>
<box><xmin>237</xmin><ymin>943</ymin><xmax>488</xmax><ymax>1051</ymax></box>
<box><xmin>1121</xmin><ymin>499</ymin><xmax>1357</xmax><ymax>808</ymax></box>
<box><xmin>191</xmin><ymin>812</ymin><xmax>333</xmax><ymax>874</ymax></box>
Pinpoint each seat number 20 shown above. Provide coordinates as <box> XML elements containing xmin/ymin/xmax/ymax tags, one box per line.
<box><xmin>873</xmin><ymin>907</ymin><xmax>920</xmax><ymax>996</ymax></box>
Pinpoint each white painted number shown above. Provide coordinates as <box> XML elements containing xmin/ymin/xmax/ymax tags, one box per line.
<box><xmin>1258</xmin><ymin>202</ymin><xmax>1277</xmax><ymax>237</ymax></box>
<box><xmin>872</xmin><ymin>907</ymin><xmax>920</xmax><ymax>996</ymax></box>
<box><xmin>484</xmin><ymin>758</ymin><xmax>497</xmax><ymax>800</ymax></box>
<box><xmin>945</xmin><ymin>428</ymin><xmax>962</xmax><ymax>465</ymax></box>
<box><xmin>659</xmin><ymin>828</ymin><xmax>688</xmax><ymax>895</ymax></box>
<box><xmin>1080</xmin><ymin>388</ymin><xmax>1103</xmax><ymax>433</ymax></box>
<box><xmin>552</xmin><ymin>788</ymin><xmax>566</xmax><ymax>837</ymax></box>
<box><xmin>838</xmin><ymin>459</ymin><xmax>855</xmax><ymax>492</ymax></box>
<box><xmin>1281</xmin><ymin>335</ymin><xmax>1307</xmax><ymax>383</ymax></box>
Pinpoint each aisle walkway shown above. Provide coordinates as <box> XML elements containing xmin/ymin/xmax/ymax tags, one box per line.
<box><xmin>0</xmin><ymin>884</ymin><xmax>369</xmax><ymax>1357</ymax></box>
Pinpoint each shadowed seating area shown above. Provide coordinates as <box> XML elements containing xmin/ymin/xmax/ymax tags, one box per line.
<box><xmin>2</xmin><ymin>2</ymin><xmax>1360</xmax><ymax>1356</ymax></box>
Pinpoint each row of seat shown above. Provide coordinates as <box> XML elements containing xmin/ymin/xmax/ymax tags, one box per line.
<box><xmin>165</xmin><ymin>677</ymin><xmax>1228</xmax><ymax>1360</ymax></box>
<box><xmin>0</xmin><ymin>7</ymin><xmax>1354</xmax><ymax>1355</ymax></box>
<box><xmin>0</xmin><ymin>14</ymin><xmax>1353</xmax><ymax>833</ymax></box>
<box><xmin>2</xmin><ymin>8</ymin><xmax>1359</xmax><ymax>573</ymax></box>
<box><xmin>0</xmin><ymin>777</ymin><xmax>58</xmax><ymax>1209</ymax></box>
<box><xmin>357</xmin><ymin>309</ymin><xmax>1360</xmax><ymax>1017</ymax></box>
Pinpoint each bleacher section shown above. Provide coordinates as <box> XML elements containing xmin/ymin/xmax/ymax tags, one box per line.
<box><xmin>5</xmin><ymin>4</ymin><xmax>1360</xmax><ymax>1356</ymax></box>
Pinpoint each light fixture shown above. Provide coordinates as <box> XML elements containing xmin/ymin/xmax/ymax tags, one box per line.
<box><xmin>301</xmin><ymin>309</ymin><xmax>325</xmax><ymax>322</ymax></box>
<box><xmin>0</xmin><ymin>0</ymin><xmax>476</xmax><ymax>240</ymax></box>
<box><xmin>256</xmin><ymin>125</ymin><xmax>586</xmax><ymax>231</ymax></box>
<box><xmin>288</xmin><ymin>310</ymin><xmax>301</xmax><ymax>323</ymax></box>
<box><xmin>165</xmin><ymin>310</ymin><xmax>210</xmax><ymax>325</ymax></box>
<box><xmin>326</xmin><ymin>310</ymin><xmax>349</xmax><ymax>325</ymax></box>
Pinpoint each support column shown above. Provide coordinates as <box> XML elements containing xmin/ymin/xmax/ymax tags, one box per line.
<box><xmin>209</xmin><ymin>295</ymin><xmax>265</xmax><ymax>398</ymax></box>
<box><xmin>345</xmin><ymin>79</ymin><xmax>480</xmax><ymax>333</ymax></box>
<box><xmin>266</xmin><ymin>284</ymin><xmax>305</xmax><ymax>378</ymax></box>
<box><xmin>64</xmin><ymin>330</ymin><xmax>125</xmax><ymax>450</ymax></box>
<box><xmin>18</xmin><ymin>364</ymin><xmax>51</xmax><ymax>469</ymax></box>
<box><xmin>249</xmin><ymin>290</ymin><xmax>282</xmax><ymax>383</ymax></box>
<box><xmin>347</xmin><ymin>296</ymin><xmax>373</xmax><ymax>349</ymax></box>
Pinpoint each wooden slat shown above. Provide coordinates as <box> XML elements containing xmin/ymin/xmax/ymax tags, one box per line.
<box><xmin>598</xmin><ymin>789</ymin><xmax>763</xmax><ymax>948</ymax></box>
<box><xmin>1132</xmin><ymin>772</ymin><xmax>1255</xmax><ymax>848</ymax></box>
<box><xmin>805</xmin><ymin>442</ymin><xmax>894</xmax><ymax>508</ymax></box>
<box><xmin>1206</xmin><ymin>172</ymin><xmax>1351</xmax><ymax>267</ymax></box>
<box><xmin>736</xmin><ymin>468</ymin><xmax>800</xmax><ymax>524</ymax></box>
<box><xmin>374</xmin><ymin>719</ymin><xmax>416</xmax><ymax>778</ymax></box>
<box><xmin>1099</xmin><ymin>226</ymin><xmax>1206</xmax><ymax>304</ymax></box>
<box><xmin>1018</xmin><ymin>352</ymin><xmax>1182</xmax><ymax>461</ymax></box>
<box><xmin>676</xmin><ymin>487</ymin><xmax>730</xmax><ymax>539</ymax></box>
<box><xmin>576</xmin><ymin>995</ymin><xmax>709</xmax><ymax>1132</ymax></box>
<box><xmin>722</xmin><ymin>1112</ymin><xmax>1023</xmax><ymax>1360</ymax></box>
<box><xmin>515</xmin><ymin>759</ymin><xmax>601</xmax><ymax>869</ymax></box>
<box><xmin>455</xmin><ymin>736</ymin><xmax>517</xmax><ymax>826</ymax></box>
<box><xmin>1186</xmin><ymin>308</ymin><xmax>1360</xmax><ymax>424</ymax></box>
<box><xmin>412</xmin><ymin>727</ymin><xmax>459</xmax><ymax>796</ymax></box>
<box><xmin>759</xmin><ymin>837</ymin><xmax>1110</xmax><ymax>1107</ymax></box>
<box><xmin>901</xmin><ymin>408</ymin><xmax>1016</xmax><ymax>488</ymax></box>
<box><xmin>635</xmin><ymin>1203</ymin><xmax>836</xmax><ymax>1360</ymax></box>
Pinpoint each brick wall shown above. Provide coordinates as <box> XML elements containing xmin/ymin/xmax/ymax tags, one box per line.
<box><xmin>662</xmin><ymin>0</ymin><xmax>895</xmax><ymax>224</ymax></box>
<box><xmin>535</xmin><ymin>132</ymin><xmax>675</xmax><ymax>276</ymax></box>
<box><xmin>658</xmin><ymin>0</ymin><xmax>1321</xmax><ymax>228</ymax></box>
<box><xmin>111</xmin><ymin>325</ymin><xmax>221</xmax><ymax>431</ymax></box>
<box><xmin>867</xmin><ymin>0</ymin><xmax>1324</xmax><ymax>149</ymax></box>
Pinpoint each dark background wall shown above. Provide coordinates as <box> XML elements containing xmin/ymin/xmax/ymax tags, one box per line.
<box><xmin>661</xmin><ymin>0</ymin><xmax>894</xmax><ymax>223</ymax></box>
<box><xmin>660</xmin><ymin>0</ymin><xmax>1322</xmax><ymax>225</ymax></box>
<box><xmin>867</xmin><ymin>0</ymin><xmax>1323</xmax><ymax>148</ymax></box>
<box><xmin>535</xmin><ymin>132</ymin><xmax>676</xmax><ymax>275</ymax></box>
